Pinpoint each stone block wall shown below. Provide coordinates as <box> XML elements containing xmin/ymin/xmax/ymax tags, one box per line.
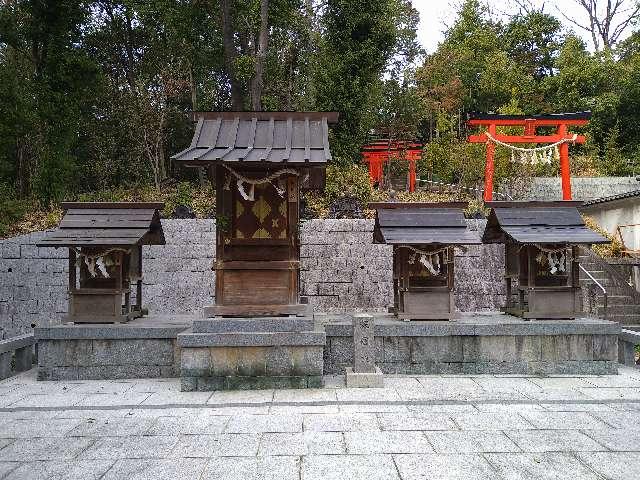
<box><xmin>0</xmin><ymin>231</ymin><xmax>68</xmax><ymax>339</ymax></box>
<box><xmin>1</xmin><ymin>219</ymin><xmax>505</xmax><ymax>337</ymax></box>
<box><xmin>37</xmin><ymin>338</ymin><xmax>180</xmax><ymax>380</ymax></box>
<box><xmin>323</xmin><ymin>321</ymin><xmax>620</xmax><ymax>375</ymax></box>
<box><xmin>300</xmin><ymin>219</ymin><xmax>393</xmax><ymax>313</ymax></box>
<box><xmin>142</xmin><ymin>220</ymin><xmax>216</xmax><ymax>314</ymax></box>
<box><xmin>509</xmin><ymin>176</ymin><xmax>640</xmax><ymax>201</ymax></box>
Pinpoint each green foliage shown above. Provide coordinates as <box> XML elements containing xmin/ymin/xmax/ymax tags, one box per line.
<box><xmin>316</xmin><ymin>0</ymin><xmax>399</xmax><ymax>160</ymax></box>
<box><xmin>0</xmin><ymin>184</ymin><xmax>30</xmax><ymax>237</ymax></box>
<box><xmin>414</xmin><ymin>0</ymin><xmax>640</xmax><ymax>187</ymax></box>
<box><xmin>324</xmin><ymin>163</ymin><xmax>374</xmax><ymax>203</ymax></box>
<box><xmin>303</xmin><ymin>163</ymin><xmax>374</xmax><ymax>218</ymax></box>
<box><xmin>75</xmin><ymin>182</ymin><xmax>216</xmax><ymax>219</ymax></box>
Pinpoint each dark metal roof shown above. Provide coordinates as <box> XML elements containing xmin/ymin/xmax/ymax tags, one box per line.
<box><xmin>483</xmin><ymin>202</ymin><xmax>609</xmax><ymax>245</ymax></box>
<box><xmin>581</xmin><ymin>189</ymin><xmax>640</xmax><ymax>207</ymax></box>
<box><xmin>468</xmin><ymin>111</ymin><xmax>591</xmax><ymax>121</ymax></box>
<box><xmin>172</xmin><ymin>112</ymin><xmax>338</xmax><ymax>165</ymax></box>
<box><xmin>373</xmin><ymin>203</ymin><xmax>481</xmax><ymax>245</ymax></box>
<box><xmin>38</xmin><ymin>202</ymin><xmax>165</xmax><ymax>248</ymax></box>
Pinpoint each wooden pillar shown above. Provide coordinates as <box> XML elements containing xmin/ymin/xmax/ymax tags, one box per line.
<box><xmin>408</xmin><ymin>159</ymin><xmax>416</xmax><ymax>192</ymax></box>
<box><xmin>483</xmin><ymin>123</ymin><xmax>496</xmax><ymax>201</ymax></box>
<box><xmin>68</xmin><ymin>248</ymin><xmax>76</xmax><ymax>291</ymax></box>
<box><xmin>287</xmin><ymin>175</ymin><xmax>299</xmax><ymax>305</ymax></box>
<box><xmin>136</xmin><ymin>245</ymin><xmax>143</xmax><ymax>311</ymax></box>
<box><xmin>558</xmin><ymin>123</ymin><xmax>572</xmax><ymax>200</ymax></box>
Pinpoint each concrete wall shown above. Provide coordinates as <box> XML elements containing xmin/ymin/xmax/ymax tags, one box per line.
<box><xmin>582</xmin><ymin>197</ymin><xmax>640</xmax><ymax>251</ymax></box>
<box><xmin>0</xmin><ymin>219</ymin><xmax>505</xmax><ymax>338</ymax></box>
<box><xmin>509</xmin><ymin>177</ymin><xmax>640</xmax><ymax>201</ymax></box>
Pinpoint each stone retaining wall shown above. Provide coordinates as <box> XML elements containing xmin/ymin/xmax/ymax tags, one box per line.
<box><xmin>510</xmin><ymin>176</ymin><xmax>640</xmax><ymax>201</ymax></box>
<box><xmin>323</xmin><ymin>318</ymin><xmax>620</xmax><ymax>375</ymax></box>
<box><xmin>1</xmin><ymin>219</ymin><xmax>505</xmax><ymax>337</ymax></box>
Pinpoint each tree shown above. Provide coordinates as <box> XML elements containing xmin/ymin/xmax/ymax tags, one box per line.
<box><xmin>560</xmin><ymin>0</ymin><xmax>640</xmax><ymax>51</ymax></box>
<box><xmin>315</xmin><ymin>0</ymin><xmax>398</xmax><ymax>160</ymax></box>
<box><xmin>0</xmin><ymin>0</ymin><xmax>101</xmax><ymax>204</ymax></box>
<box><xmin>504</xmin><ymin>10</ymin><xmax>564</xmax><ymax>79</ymax></box>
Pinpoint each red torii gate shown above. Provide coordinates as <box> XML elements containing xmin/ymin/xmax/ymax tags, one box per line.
<box><xmin>467</xmin><ymin>112</ymin><xmax>590</xmax><ymax>201</ymax></box>
<box><xmin>361</xmin><ymin>140</ymin><xmax>423</xmax><ymax>192</ymax></box>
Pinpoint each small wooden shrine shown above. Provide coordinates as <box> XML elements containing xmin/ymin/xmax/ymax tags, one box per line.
<box><xmin>371</xmin><ymin>202</ymin><xmax>481</xmax><ymax>320</ymax></box>
<box><xmin>482</xmin><ymin>201</ymin><xmax>609</xmax><ymax>319</ymax></box>
<box><xmin>37</xmin><ymin>202</ymin><xmax>165</xmax><ymax>323</ymax></box>
<box><xmin>172</xmin><ymin>111</ymin><xmax>338</xmax><ymax>317</ymax></box>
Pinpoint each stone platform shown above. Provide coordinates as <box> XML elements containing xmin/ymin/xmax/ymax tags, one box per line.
<box><xmin>322</xmin><ymin>313</ymin><xmax>621</xmax><ymax>376</ymax></box>
<box><xmin>35</xmin><ymin>315</ymin><xmax>193</xmax><ymax>380</ymax></box>
<box><xmin>35</xmin><ymin>312</ymin><xmax>621</xmax><ymax>383</ymax></box>
<box><xmin>178</xmin><ymin>317</ymin><xmax>326</xmax><ymax>391</ymax></box>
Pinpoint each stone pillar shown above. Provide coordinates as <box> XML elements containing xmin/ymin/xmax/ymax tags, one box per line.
<box><xmin>346</xmin><ymin>314</ymin><xmax>383</xmax><ymax>387</ymax></box>
<box><xmin>353</xmin><ymin>313</ymin><xmax>375</xmax><ymax>373</ymax></box>
<box><xmin>14</xmin><ymin>346</ymin><xmax>33</xmax><ymax>372</ymax></box>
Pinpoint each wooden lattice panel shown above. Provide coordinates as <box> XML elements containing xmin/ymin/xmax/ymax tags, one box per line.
<box><xmin>234</xmin><ymin>184</ymin><xmax>288</xmax><ymax>239</ymax></box>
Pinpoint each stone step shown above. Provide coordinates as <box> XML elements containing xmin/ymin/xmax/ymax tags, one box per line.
<box><xmin>605</xmin><ymin>295</ymin><xmax>637</xmax><ymax>305</ymax></box>
<box><xmin>606</xmin><ymin>304</ymin><xmax>640</xmax><ymax>315</ymax></box>
<box><xmin>603</xmin><ymin>313</ymin><xmax>640</xmax><ymax>325</ymax></box>
<box><xmin>192</xmin><ymin>317</ymin><xmax>316</xmax><ymax>334</ymax></box>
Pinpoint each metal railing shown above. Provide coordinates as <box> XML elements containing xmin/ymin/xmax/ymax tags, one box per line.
<box><xmin>579</xmin><ymin>263</ymin><xmax>608</xmax><ymax>319</ymax></box>
<box><xmin>581</xmin><ymin>247</ymin><xmax>640</xmax><ymax>302</ymax></box>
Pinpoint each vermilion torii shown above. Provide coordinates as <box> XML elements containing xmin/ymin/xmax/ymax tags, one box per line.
<box><xmin>467</xmin><ymin>112</ymin><xmax>590</xmax><ymax>201</ymax></box>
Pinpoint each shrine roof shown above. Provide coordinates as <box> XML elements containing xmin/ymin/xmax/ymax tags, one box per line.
<box><xmin>482</xmin><ymin>201</ymin><xmax>609</xmax><ymax>245</ymax></box>
<box><xmin>172</xmin><ymin>112</ymin><xmax>339</xmax><ymax>165</ymax></box>
<box><xmin>372</xmin><ymin>202</ymin><xmax>482</xmax><ymax>245</ymax></box>
<box><xmin>37</xmin><ymin>202</ymin><xmax>165</xmax><ymax>248</ymax></box>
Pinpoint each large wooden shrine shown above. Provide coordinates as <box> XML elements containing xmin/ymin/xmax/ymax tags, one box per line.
<box><xmin>371</xmin><ymin>202</ymin><xmax>481</xmax><ymax>320</ymax></box>
<box><xmin>172</xmin><ymin>111</ymin><xmax>338</xmax><ymax>317</ymax></box>
<box><xmin>38</xmin><ymin>202</ymin><xmax>165</xmax><ymax>323</ymax></box>
<box><xmin>482</xmin><ymin>201</ymin><xmax>609</xmax><ymax>319</ymax></box>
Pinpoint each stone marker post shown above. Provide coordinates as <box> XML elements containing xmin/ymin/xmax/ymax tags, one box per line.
<box><xmin>346</xmin><ymin>313</ymin><xmax>384</xmax><ymax>387</ymax></box>
<box><xmin>354</xmin><ymin>313</ymin><xmax>375</xmax><ymax>373</ymax></box>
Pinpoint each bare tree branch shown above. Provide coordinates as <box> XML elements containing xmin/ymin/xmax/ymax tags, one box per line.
<box><xmin>559</xmin><ymin>0</ymin><xmax>640</xmax><ymax>50</ymax></box>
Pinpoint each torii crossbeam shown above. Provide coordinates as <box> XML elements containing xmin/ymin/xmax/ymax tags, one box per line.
<box><xmin>467</xmin><ymin>112</ymin><xmax>590</xmax><ymax>201</ymax></box>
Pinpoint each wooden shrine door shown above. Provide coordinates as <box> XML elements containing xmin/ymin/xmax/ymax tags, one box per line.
<box><xmin>213</xmin><ymin>165</ymin><xmax>302</xmax><ymax>315</ymax></box>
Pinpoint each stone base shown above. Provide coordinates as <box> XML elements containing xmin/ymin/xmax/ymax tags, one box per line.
<box><xmin>34</xmin><ymin>315</ymin><xmax>192</xmax><ymax>381</ymax></box>
<box><xmin>345</xmin><ymin>366</ymin><xmax>384</xmax><ymax>388</ymax></box>
<box><xmin>618</xmin><ymin>329</ymin><xmax>640</xmax><ymax>367</ymax></box>
<box><xmin>179</xmin><ymin>317</ymin><xmax>325</xmax><ymax>391</ymax></box>
<box><xmin>182</xmin><ymin>374</ymin><xmax>323</xmax><ymax>391</ymax></box>
<box><xmin>324</xmin><ymin>313</ymin><xmax>621</xmax><ymax>375</ymax></box>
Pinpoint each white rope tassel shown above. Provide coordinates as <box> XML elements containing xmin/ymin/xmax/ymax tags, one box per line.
<box><xmin>225</xmin><ymin>165</ymin><xmax>298</xmax><ymax>202</ymax></box>
<box><xmin>485</xmin><ymin>131</ymin><xmax>578</xmax><ymax>165</ymax></box>
<box><xmin>548</xmin><ymin>252</ymin><xmax>557</xmax><ymax>274</ymax></box>
<box><xmin>96</xmin><ymin>258</ymin><xmax>109</xmax><ymax>278</ymax></box>
<box><xmin>84</xmin><ymin>257</ymin><xmax>97</xmax><ymax>278</ymax></box>
<box><xmin>72</xmin><ymin>247</ymin><xmax>129</xmax><ymax>279</ymax></box>
<box><xmin>237</xmin><ymin>180</ymin><xmax>254</xmax><ymax>201</ymax></box>
<box><xmin>419</xmin><ymin>255</ymin><xmax>439</xmax><ymax>275</ymax></box>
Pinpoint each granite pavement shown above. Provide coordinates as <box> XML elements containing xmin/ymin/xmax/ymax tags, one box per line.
<box><xmin>3</xmin><ymin>367</ymin><xmax>640</xmax><ymax>478</ymax></box>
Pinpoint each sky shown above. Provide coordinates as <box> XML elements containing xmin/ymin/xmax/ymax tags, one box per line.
<box><xmin>412</xmin><ymin>0</ymin><xmax>634</xmax><ymax>53</ymax></box>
